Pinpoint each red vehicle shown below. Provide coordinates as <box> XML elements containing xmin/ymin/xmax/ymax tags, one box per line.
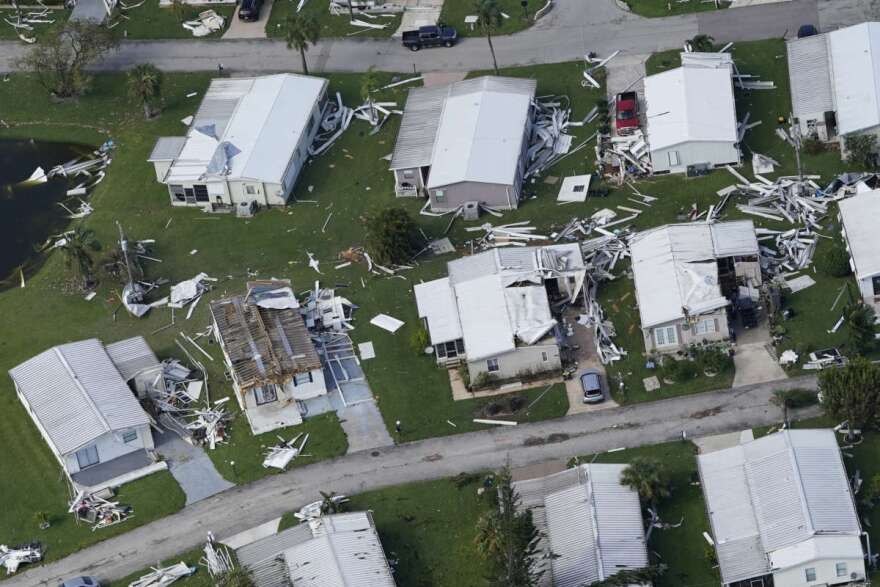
<box><xmin>615</xmin><ymin>91</ymin><xmax>639</xmax><ymax>133</ymax></box>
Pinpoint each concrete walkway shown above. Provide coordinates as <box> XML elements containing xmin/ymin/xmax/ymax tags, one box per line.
<box><xmin>10</xmin><ymin>374</ymin><xmax>817</xmax><ymax>586</ymax></box>
<box><xmin>2</xmin><ymin>0</ymin><xmax>857</xmax><ymax>73</ymax></box>
<box><xmin>732</xmin><ymin>322</ymin><xmax>786</xmax><ymax>388</ymax></box>
<box><xmin>69</xmin><ymin>0</ymin><xmax>107</xmax><ymax>23</ymax></box>
<box><xmin>154</xmin><ymin>432</ymin><xmax>235</xmax><ymax>505</ymax></box>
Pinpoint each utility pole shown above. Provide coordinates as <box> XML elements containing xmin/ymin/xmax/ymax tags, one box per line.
<box><xmin>789</xmin><ymin>112</ymin><xmax>804</xmax><ymax>195</ymax></box>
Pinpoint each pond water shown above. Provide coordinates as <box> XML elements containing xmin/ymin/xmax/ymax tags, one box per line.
<box><xmin>0</xmin><ymin>138</ymin><xmax>92</xmax><ymax>286</ymax></box>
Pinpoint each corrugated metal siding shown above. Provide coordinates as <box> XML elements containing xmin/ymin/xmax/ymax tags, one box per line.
<box><xmin>710</xmin><ymin>220</ymin><xmax>759</xmax><ymax>257</ymax></box>
<box><xmin>249</xmin><ymin>556</ymin><xmax>291</xmax><ymax>587</ymax></box>
<box><xmin>191</xmin><ymin>78</ymin><xmax>254</xmax><ymax>138</ymax></box>
<box><xmin>795</xmin><ymin>446</ymin><xmax>861</xmax><ymax>532</ymax></box>
<box><xmin>148</xmin><ymin>137</ymin><xmax>186</xmax><ymax>162</ymax></box>
<box><xmin>545</xmin><ymin>484</ymin><xmax>600</xmax><ymax>587</ymax></box>
<box><xmin>8</xmin><ymin>339</ymin><xmax>151</xmax><ymax>455</ymax></box>
<box><xmin>786</xmin><ymin>34</ymin><xmax>834</xmax><ymax>119</ymax></box>
<box><xmin>105</xmin><ymin>336</ymin><xmax>160</xmax><ymax>381</ymax></box>
<box><xmin>746</xmin><ymin>450</ymin><xmax>811</xmax><ymax>550</ymax></box>
<box><xmin>389</xmin><ymin>85</ymin><xmax>448</xmax><ymax>170</ymax></box>
<box><xmin>236</xmin><ymin>523</ymin><xmax>313</xmax><ymax>568</ymax></box>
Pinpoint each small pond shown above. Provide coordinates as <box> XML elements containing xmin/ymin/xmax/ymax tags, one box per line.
<box><xmin>0</xmin><ymin>138</ymin><xmax>93</xmax><ymax>286</ymax></box>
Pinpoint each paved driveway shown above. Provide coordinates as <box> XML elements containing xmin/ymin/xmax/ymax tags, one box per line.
<box><xmin>154</xmin><ymin>432</ymin><xmax>235</xmax><ymax>505</ymax></box>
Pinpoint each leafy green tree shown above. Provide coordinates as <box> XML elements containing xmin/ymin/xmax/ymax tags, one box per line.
<box><xmin>59</xmin><ymin>226</ymin><xmax>101</xmax><ymax>290</ymax></box>
<box><xmin>687</xmin><ymin>34</ymin><xmax>714</xmax><ymax>52</ymax></box>
<box><xmin>216</xmin><ymin>566</ymin><xmax>255</xmax><ymax>587</ymax></box>
<box><xmin>319</xmin><ymin>490</ymin><xmax>347</xmax><ymax>514</ymax></box>
<box><xmin>844</xmin><ymin>133</ymin><xmax>878</xmax><ymax>169</ymax></box>
<box><xmin>474</xmin><ymin>0</ymin><xmax>503</xmax><ymax>75</ymax></box>
<box><xmin>360</xmin><ymin>66</ymin><xmax>382</xmax><ymax>122</ymax></box>
<box><xmin>17</xmin><ymin>20</ymin><xmax>118</xmax><ymax>98</ymax></box>
<box><xmin>127</xmin><ymin>63</ymin><xmax>163</xmax><ymax>120</ymax></box>
<box><xmin>475</xmin><ymin>467</ymin><xmax>544</xmax><ymax>587</ymax></box>
<box><xmin>284</xmin><ymin>12</ymin><xmax>320</xmax><ymax>75</ymax></box>
<box><xmin>818</xmin><ymin>357</ymin><xmax>880</xmax><ymax>439</ymax></box>
<box><xmin>620</xmin><ymin>457</ymin><xmax>670</xmax><ymax>508</ymax></box>
<box><xmin>364</xmin><ymin>206</ymin><xmax>422</xmax><ymax>265</ymax></box>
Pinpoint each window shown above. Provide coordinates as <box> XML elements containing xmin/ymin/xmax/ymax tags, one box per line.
<box><xmin>245</xmin><ymin>185</ymin><xmax>256</xmax><ymax>195</ymax></box>
<box><xmin>541</xmin><ymin>351</ymin><xmax>549</xmax><ymax>362</ymax></box>
<box><xmin>572</xmin><ymin>184</ymin><xmax>586</xmax><ymax>193</ymax></box>
<box><xmin>75</xmin><ymin>445</ymin><xmax>100</xmax><ymax>469</ymax></box>
<box><xmin>653</xmin><ymin>326</ymin><xmax>678</xmax><ymax>347</ymax></box>
<box><xmin>254</xmin><ymin>385</ymin><xmax>278</xmax><ymax>405</ymax></box>
<box><xmin>443</xmin><ymin>340</ymin><xmax>459</xmax><ymax>359</ymax></box>
<box><xmin>668</xmin><ymin>151</ymin><xmax>680</xmax><ymax>167</ymax></box>
<box><xmin>193</xmin><ymin>184</ymin><xmax>209</xmax><ymax>202</ymax></box>
<box><xmin>873</xmin><ymin>275</ymin><xmax>880</xmax><ymax>296</ymax></box>
<box><xmin>693</xmin><ymin>318</ymin><xmax>717</xmax><ymax>335</ymax></box>
<box><xmin>293</xmin><ymin>372</ymin><xmax>313</xmax><ymax>386</ymax></box>
<box><xmin>748</xmin><ymin>580</ymin><xmax>764</xmax><ymax>587</ymax></box>
<box><xmin>434</xmin><ymin>189</ymin><xmax>445</xmax><ymax>202</ymax></box>
<box><xmin>805</xmin><ymin>567</ymin><xmax>816</xmax><ymax>582</ymax></box>
<box><xmin>836</xmin><ymin>562</ymin><xmax>848</xmax><ymax>577</ymax></box>
<box><xmin>305</xmin><ymin>113</ymin><xmax>316</xmax><ymax>136</ymax></box>
<box><xmin>122</xmin><ymin>430</ymin><xmax>138</xmax><ymax>444</ymax></box>
<box><xmin>170</xmin><ymin>185</ymin><xmax>186</xmax><ymax>202</ymax></box>
<box><xmin>486</xmin><ymin>358</ymin><xmax>499</xmax><ymax>373</ymax></box>
<box><xmin>403</xmin><ymin>170</ymin><xmax>414</xmax><ymax>178</ymax></box>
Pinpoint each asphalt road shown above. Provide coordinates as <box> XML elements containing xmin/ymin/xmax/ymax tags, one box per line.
<box><xmin>0</xmin><ymin>0</ymin><xmax>870</xmax><ymax>74</ymax></box>
<box><xmin>10</xmin><ymin>375</ymin><xmax>818</xmax><ymax>586</ymax></box>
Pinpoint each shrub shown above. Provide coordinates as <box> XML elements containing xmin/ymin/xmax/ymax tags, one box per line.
<box><xmin>472</xmin><ymin>371</ymin><xmax>497</xmax><ymax>390</ymax></box>
<box><xmin>815</xmin><ymin>244</ymin><xmax>852</xmax><ymax>277</ymax></box>
<box><xmin>452</xmin><ymin>472</ymin><xmax>482</xmax><ymax>489</ymax></box>
<box><xmin>695</xmin><ymin>347</ymin><xmax>733</xmax><ymax>374</ymax></box>
<box><xmin>409</xmin><ymin>327</ymin><xmax>430</xmax><ymax>355</ymax></box>
<box><xmin>844</xmin><ymin>133</ymin><xmax>878</xmax><ymax>169</ymax></box>
<box><xmin>662</xmin><ymin>358</ymin><xmax>699</xmax><ymax>382</ymax></box>
<box><xmin>802</xmin><ymin>137</ymin><xmax>826</xmax><ymax>155</ymax></box>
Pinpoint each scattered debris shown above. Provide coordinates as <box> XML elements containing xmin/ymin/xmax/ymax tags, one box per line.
<box><xmin>358</xmin><ymin>340</ymin><xmax>376</xmax><ymax>359</ymax></box>
<box><xmin>295</xmin><ymin>494</ymin><xmax>349</xmax><ymax>521</ymax></box>
<box><xmin>370</xmin><ymin>313</ymin><xmax>404</xmax><ymax>333</ymax></box>
<box><xmin>473</xmin><ymin>418</ymin><xmax>518</xmax><ymax>426</ymax></box>
<box><xmin>779</xmin><ymin>349</ymin><xmax>798</xmax><ymax>365</ymax></box>
<box><xmin>169</xmin><ymin>273</ymin><xmax>216</xmax><ymax>316</ymax></box>
<box><xmin>201</xmin><ymin>533</ymin><xmax>234</xmax><ymax>577</ymax></box>
<box><xmin>69</xmin><ymin>490</ymin><xmax>133</xmax><ymax>531</ymax></box>
<box><xmin>556</xmin><ymin>174</ymin><xmax>593</xmax><ymax>203</ymax></box>
<box><xmin>301</xmin><ymin>285</ymin><xmax>356</xmax><ymax>331</ymax></box>
<box><xmin>262</xmin><ymin>433</ymin><xmax>309</xmax><ymax>470</ymax></box>
<box><xmin>784</xmin><ymin>274</ymin><xmax>816</xmax><ymax>293</ymax></box>
<box><xmin>128</xmin><ymin>561</ymin><xmax>197</xmax><ymax>587</ymax></box>
<box><xmin>0</xmin><ymin>543</ymin><xmax>42</xmax><ymax>575</ymax></box>
<box><xmin>803</xmin><ymin>348</ymin><xmax>848</xmax><ymax>370</ymax></box>
<box><xmin>182</xmin><ymin>9</ymin><xmax>225</xmax><ymax>37</ymax></box>
<box><xmin>526</xmin><ymin>95</ymin><xmax>595</xmax><ymax>178</ymax></box>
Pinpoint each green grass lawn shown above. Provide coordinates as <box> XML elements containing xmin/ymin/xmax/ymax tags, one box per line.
<box><xmin>572</xmin><ymin>441</ymin><xmax>717</xmax><ymax>587</ymax></box>
<box><xmin>113</xmin><ymin>0</ymin><xmax>235</xmax><ymax>40</ymax></box>
<box><xmin>266</xmin><ymin>0</ymin><xmax>401</xmax><ymax>39</ymax></box>
<box><xmin>439</xmin><ymin>0</ymin><xmax>534</xmax><ymax>37</ymax></box>
<box><xmin>621</xmin><ymin>0</ymin><xmax>727</xmax><ymax>17</ymax></box>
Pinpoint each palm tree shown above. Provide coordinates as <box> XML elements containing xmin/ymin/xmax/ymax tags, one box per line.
<box><xmin>842</xmin><ymin>299</ymin><xmax>877</xmax><ymax>355</ymax></box>
<box><xmin>620</xmin><ymin>457</ymin><xmax>670</xmax><ymax>508</ymax></box>
<box><xmin>687</xmin><ymin>34</ymin><xmax>714</xmax><ymax>52</ymax></box>
<box><xmin>58</xmin><ymin>225</ymin><xmax>101</xmax><ymax>290</ymax></box>
<box><xmin>284</xmin><ymin>13</ymin><xmax>320</xmax><ymax>75</ymax></box>
<box><xmin>474</xmin><ymin>0</ymin><xmax>502</xmax><ymax>75</ymax></box>
<box><xmin>216</xmin><ymin>567</ymin><xmax>255</xmax><ymax>587</ymax></box>
<box><xmin>360</xmin><ymin>66</ymin><xmax>381</xmax><ymax>123</ymax></box>
<box><xmin>319</xmin><ymin>490</ymin><xmax>347</xmax><ymax>514</ymax></box>
<box><xmin>127</xmin><ymin>63</ymin><xmax>163</xmax><ymax>119</ymax></box>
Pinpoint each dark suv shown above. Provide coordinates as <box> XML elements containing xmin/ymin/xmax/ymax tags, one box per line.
<box><xmin>238</xmin><ymin>0</ymin><xmax>263</xmax><ymax>21</ymax></box>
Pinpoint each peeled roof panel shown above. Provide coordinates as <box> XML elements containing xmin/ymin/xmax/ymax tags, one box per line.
<box><xmin>454</xmin><ymin>274</ymin><xmax>515</xmax><ymax>360</ymax></box>
<box><xmin>414</xmin><ymin>277</ymin><xmax>463</xmax><ymax>344</ymax></box>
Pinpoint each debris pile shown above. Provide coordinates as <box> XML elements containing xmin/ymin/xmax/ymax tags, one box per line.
<box><xmin>309</xmin><ymin>92</ymin><xmax>401</xmax><ymax>156</ymax></box>
<box><xmin>301</xmin><ymin>285</ymin><xmax>356</xmax><ymax>331</ymax></box>
<box><xmin>525</xmin><ymin>95</ymin><xmax>596</xmax><ymax>178</ymax></box>
<box><xmin>182</xmin><ymin>9</ymin><xmax>225</xmax><ymax>37</ymax></box>
<box><xmin>169</xmin><ymin>273</ymin><xmax>216</xmax><ymax>319</ymax></box>
<box><xmin>756</xmin><ymin>227</ymin><xmax>820</xmax><ymax>276</ymax></box>
<box><xmin>0</xmin><ymin>543</ymin><xmax>42</xmax><ymax>575</ymax></box>
<box><xmin>597</xmin><ymin>130</ymin><xmax>651</xmax><ymax>184</ymax></box>
<box><xmin>262</xmin><ymin>432</ymin><xmax>309</xmax><ymax>470</ymax></box>
<box><xmin>578</xmin><ymin>233</ymin><xmax>631</xmax><ymax>364</ymax></box>
<box><xmin>3</xmin><ymin>0</ymin><xmax>54</xmax><ymax>44</ymax></box>
<box><xmin>69</xmin><ymin>491</ymin><xmax>133</xmax><ymax>531</ymax></box>
<box><xmin>803</xmin><ymin>348</ymin><xmax>848</xmax><ymax>370</ymax></box>
<box><xmin>201</xmin><ymin>533</ymin><xmax>235</xmax><ymax>578</ymax></box>
<box><xmin>128</xmin><ymin>561</ymin><xmax>196</xmax><ymax>587</ymax></box>
<box><xmin>465</xmin><ymin>221</ymin><xmax>548</xmax><ymax>249</ymax></box>
<box><xmin>116</xmin><ymin>222</ymin><xmax>168</xmax><ymax>318</ymax></box>
<box><xmin>294</xmin><ymin>494</ymin><xmax>349</xmax><ymax>521</ymax></box>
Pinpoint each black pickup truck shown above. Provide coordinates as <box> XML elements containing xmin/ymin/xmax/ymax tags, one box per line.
<box><xmin>401</xmin><ymin>25</ymin><xmax>458</xmax><ymax>51</ymax></box>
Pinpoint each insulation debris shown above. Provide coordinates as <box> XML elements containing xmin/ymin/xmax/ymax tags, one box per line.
<box><xmin>69</xmin><ymin>491</ymin><xmax>133</xmax><ymax>531</ymax></box>
<box><xmin>182</xmin><ymin>9</ymin><xmax>225</xmax><ymax>37</ymax></box>
<box><xmin>262</xmin><ymin>433</ymin><xmax>309</xmax><ymax>470</ymax></box>
<box><xmin>128</xmin><ymin>562</ymin><xmax>197</xmax><ymax>587</ymax></box>
<box><xmin>0</xmin><ymin>543</ymin><xmax>42</xmax><ymax>575</ymax></box>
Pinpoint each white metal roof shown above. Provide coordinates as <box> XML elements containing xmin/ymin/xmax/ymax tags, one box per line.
<box><xmin>9</xmin><ymin>339</ymin><xmax>152</xmax><ymax>456</ymax></box>
<box><xmin>389</xmin><ymin>84</ymin><xmax>448</xmax><ymax>171</ymax></box>
<box><xmin>630</xmin><ymin>221</ymin><xmax>758</xmax><ymax>328</ymax></box>
<box><xmin>644</xmin><ymin>62</ymin><xmax>737</xmax><ymax>152</ymax></box>
<box><xmin>513</xmin><ymin>464</ymin><xmax>648</xmax><ymax>587</ymax></box>
<box><xmin>414</xmin><ymin>277</ymin><xmax>463</xmax><ymax>344</ymax></box>
<box><xmin>454</xmin><ymin>274</ymin><xmax>516</xmax><ymax>360</ymax></box>
<box><xmin>786</xmin><ymin>34</ymin><xmax>834</xmax><ymax>119</ymax></box>
<box><xmin>237</xmin><ymin>512</ymin><xmax>395</xmax><ymax>587</ymax></box>
<box><xmin>829</xmin><ymin>22</ymin><xmax>880</xmax><ymax>136</ymax></box>
<box><xmin>698</xmin><ymin>429</ymin><xmax>862</xmax><ymax>585</ymax></box>
<box><xmin>838</xmin><ymin>189</ymin><xmax>880</xmax><ymax>279</ymax></box>
<box><xmin>104</xmin><ymin>336</ymin><xmax>160</xmax><ymax>382</ymax></box>
<box><xmin>447</xmin><ymin>244</ymin><xmax>585</xmax><ymax>286</ymax></box>
<box><xmin>426</xmin><ymin>76</ymin><xmax>536</xmax><ymax>189</ymax></box>
<box><xmin>163</xmin><ymin>74</ymin><xmax>326</xmax><ymax>185</ymax></box>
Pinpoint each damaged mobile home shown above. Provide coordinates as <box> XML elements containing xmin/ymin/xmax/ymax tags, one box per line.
<box><xmin>210</xmin><ymin>280</ymin><xmax>328</xmax><ymax>435</ymax></box>
<box><xmin>390</xmin><ymin>76</ymin><xmax>537</xmax><ymax>211</ymax></box>
<box><xmin>630</xmin><ymin>221</ymin><xmax>761</xmax><ymax>354</ymax></box>
<box><xmin>644</xmin><ymin>53</ymin><xmax>740</xmax><ymax>174</ymax></box>
<box><xmin>149</xmin><ymin>74</ymin><xmax>328</xmax><ymax>213</ymax></box>
<box><xmin>414</xmin><ymin>245</ymin><xmax>586</xmax><ymax>381</ymax></box>
<box><xmin>512</xmin><ymin>464</ymin><xmax>650</xmax><ymax>587</ymax></box>
<box><xmin>698</xmin><ymin>429</ymin><xmax>867</xmax><ymax>587</ymax></box>
<box><xmin>787</xmin><ymin>22</ymin><xmax>880</xmax><ymax>150</ymax></box>
<box><xmin>236</xmin><ymin>511</ymin><xmax>396</xmax><ymax>586</ymax></box>
<box><xmin>838</xmin><ymin>189</ymin><xmax>880</xmax><ymax>312</ymax></box>
<box><xmin>8</xmin><ymin>337</ymin><xmax>165</xmax><ymax>493</ymax></box>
